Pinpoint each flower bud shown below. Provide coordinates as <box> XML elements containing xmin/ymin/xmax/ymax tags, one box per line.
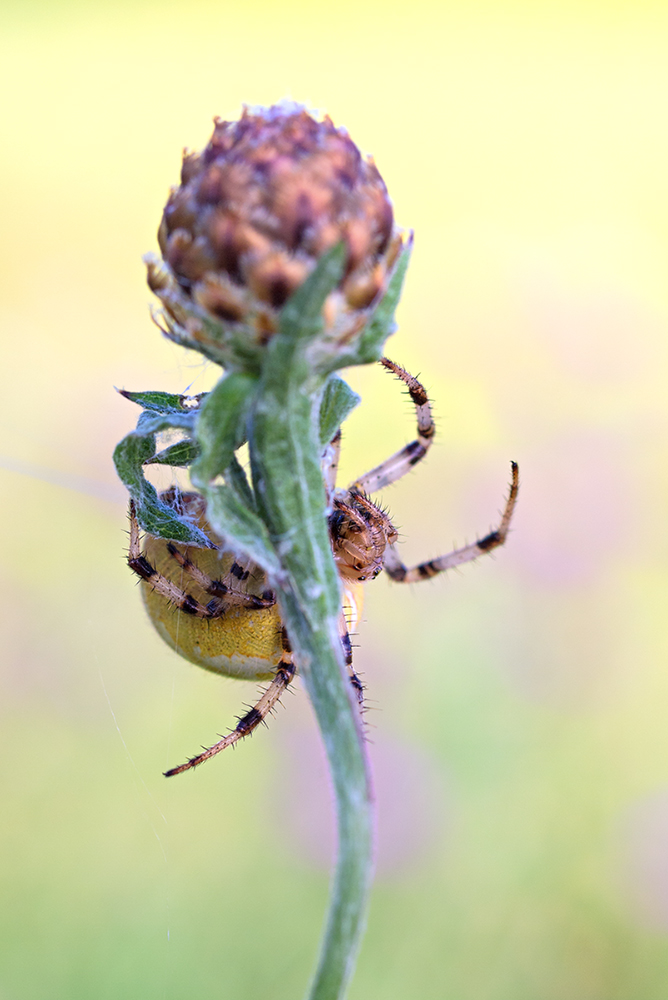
<box><xmin>146</xmin><ymin>103</ymin><xmax>406</xmax><ymax>370</ymax></box>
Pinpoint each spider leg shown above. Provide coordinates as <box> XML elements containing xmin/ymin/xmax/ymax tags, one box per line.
<box><xmin>350</xmin><ymin>357</ymin><xmax>435</xmax><ymax>495</ymax></box>
<box><xmin>322</xmin><ymin>428</ymin><xmax>342</xmax><ymax>502</ymax></box>
<box><xmin>339</xmin><ymin>610</ymin><xmax>364</xmax><ymax>707</ymax></box>
<box><xmin>127</xmin><ymin>501</ymin><xmax>274</xmax><ymax>617</ymax></box>
<box><xmin>384</xmin><ymin>462</ymin><xmax>519</xmax><ymax>583</ymax></box>
<box><xmin>163</xmin><ymin>628</ymin><xmax>295</xmax><ymax>776</ymax></box>
<box><xmin>164</xmin><ymin>541</ymin><xmax>276</xmax><ymax>608</ymax></box>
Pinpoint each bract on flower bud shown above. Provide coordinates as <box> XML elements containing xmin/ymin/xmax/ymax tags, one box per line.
<box><xmin>146</xmin><ymin>103</ymin><xmax>407</xmax><ymax>371</ymax></box>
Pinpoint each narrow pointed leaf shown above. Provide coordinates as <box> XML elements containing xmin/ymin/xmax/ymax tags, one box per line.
<box><xmin>278</xmin><ymin>242</ymin><xmax>347</xmax><ymax>344</ymax></box>
<box><xmin>319</xmin><ymin>375</ymin><xmax>361</xmax><ymax>448</ymax></box>
<box><xmin>204</xmin><ymin>483</ymin><xmax>282</xmax><ymax>577</ymax></box>
<box><xmin>322</xmin><ymin>240</ymin><xmax>413</xmax><ymax>373</ymax></box>
<box><xmin>225</xmin><ymin>454</ymin><xmax>256</xmax><ymax>511</ymax></box>
<box><xmin>190</xmin><ymin>371</ymin><xmax>257</xmax><ymax>488</ymax></box>
<box><xmin>117</xmin><ymin>388</ymin><xmax>206</xmax><ymax>414</ymax></box>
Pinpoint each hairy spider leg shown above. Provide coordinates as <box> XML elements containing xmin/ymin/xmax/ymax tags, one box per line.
<box><xmin>350</xmin><ymin>357</ymin><xmax>435</xmax><ymax>495</ymax></box>
<box><xmin>165</xmin><ymin>539</ymin><xmax>277</xmax><ymax>607</ymax></box>
<box><xmin>166</xmin><ymin>610</ymin><xmax>364</xmax><ymax>776</ymax></box>
<box><xmin>164</xmin><ymin>627</ymin><xmax>296</xmax><ymax>776</ymax></box>
<box><xmin>338</xmin><ymin>609</ymin><xmax>365</xmax><ymax>707</ymax></box>
<box><xmin>127</xmin><ymin>501</ymin><xmax>275</xmax><ymax>616</ymax></box>
<box><xmin>383</xmin><ymin>462</ymin><xmax>519</xmax><ymax>583</ymax></box>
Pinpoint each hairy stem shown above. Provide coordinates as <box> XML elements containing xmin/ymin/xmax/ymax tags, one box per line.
<box><xmin>249</xmin><ymin>303</ymin><xmax>373</xmax><ymax>999</ymax></box>
<box><xmin>277</xmin><ymin>586</ymin><xmax>374</xmax><ymax>1000</ymax></box>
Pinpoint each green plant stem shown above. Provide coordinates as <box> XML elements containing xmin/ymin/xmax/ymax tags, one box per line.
<box><xmin>276</xmin><ymin>587</ymin><xmax>374</xmax><ymax>1000</ymax></box>
<box><xmin>250</xmin><ymin>319</ymin><xmax>373</xmax><ymax>1000</ymax></box>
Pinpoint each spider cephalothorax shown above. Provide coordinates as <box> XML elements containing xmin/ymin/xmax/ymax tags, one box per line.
<box><xmin>128</xmin><ymin>356</ymin><xmax>519</xmax><ymax>776</ymax></box>
<box><xmin>329</xmin><ymin>491</ymin><xmax>398</xmax><ymax>582</ymax></box>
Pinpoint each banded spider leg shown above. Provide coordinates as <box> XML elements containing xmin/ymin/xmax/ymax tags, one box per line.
<box><xmin>383</xmin><ymin>462</ymin><xmax>519</xmax><ymax>583</ymax></box>
<box><xmin>128</xmin><ymin>500</ymin><xmax>275</xmax><ymax>616</ymax></box>
<box><xmin>163</xmin><ymin>627</ymin><xmax>295</xmax><ymax>777</ymax></box>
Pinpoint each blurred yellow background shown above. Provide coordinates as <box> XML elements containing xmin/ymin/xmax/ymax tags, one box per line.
<box><xmin>3</xmin><ymin>0</ymin><xmax>668</xmax><ymax>997</ymax></box>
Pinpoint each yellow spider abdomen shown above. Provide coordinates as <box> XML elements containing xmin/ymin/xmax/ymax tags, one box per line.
<box><xmin>143</xmin><ymin>585</ymin><xmax>283</xmax><ymax>681</ymax></box>
<box><xmin>140</xmin><ymin>512</ymin><xmax>283</xmax><ymax>682</ymax></box>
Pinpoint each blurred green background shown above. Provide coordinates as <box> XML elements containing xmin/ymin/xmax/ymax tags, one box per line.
<box><xmin>3</xmin><ymin>0</ymin><xmax>668</xmax><ymax>997</ymax></box>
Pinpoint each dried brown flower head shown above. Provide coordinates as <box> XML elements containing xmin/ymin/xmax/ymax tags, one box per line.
<box><xmin>146</xmin><ymin>103</ymin><xmax>406</xmax><ymax>370</ymax></box>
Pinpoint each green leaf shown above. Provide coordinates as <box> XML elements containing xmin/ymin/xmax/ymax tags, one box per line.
<box><xmin>322</xmin><ymin>239</ymin><xmax>413</xmax><ymax>373</ymax></box>
<box><xmin>319</xmin><ymin>375</ymin><xmax>361</xmax><ymax>448</ymax></box>
<box><xmin>113</xmin><ymin>408</ymin><xmax>210</xmax><ymax>545</ymax></box>
<box><xmin>354</xmin><ymin>239</ymin><xmax>412</xmax><ymax>362</ymax></box>
<box><xmin>181</xmin><ymin>370</ymin><xmax>281</xmax><ymax>571</ymax></box>
<box><xmin>135</xmin><ymin>410</ymin><xmax>195</xmax><ymax>436</ymax></box>
<box><xmin>190</xmin><ymin>371</ymin><xmax>257</xmax><ymax>488</ymax></box>
<box><xmin>204</xmin><ymin>483</ymin><xmax>282</xmax><ymax>577</ymax></box>
<box><xmin>254</xmin><ymin>247</ymin><xmax>348</xmax><ymax>424</ymax></box>
<box><xmin>113</xmin><ymin>430</ymin><xmax>212</xmax><ymax>546</ymax></box>
<box><xmin>145</xmin><ymin>439</ymin><xmax>200</xmax><ymax>467</ymax></box>
<box><xmin>225</xmin><ymin>454</ymin><xmax>256</xmax><ymax>511</ymax></box>
<box><xmin>278</xmin><ymin>242</ymin><xmax>347</xmax><ymax>344</ymax></box>
<box><xmin>117</xmin><ymin>388</ymin><xmax>206</xmax><ymax>414</ymax></box>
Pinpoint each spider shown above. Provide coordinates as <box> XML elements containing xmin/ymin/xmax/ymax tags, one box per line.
<box><xmin>128</xmin><ymin>357</ymin><xmax>519</xmax><ymax>776</ymax></box>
